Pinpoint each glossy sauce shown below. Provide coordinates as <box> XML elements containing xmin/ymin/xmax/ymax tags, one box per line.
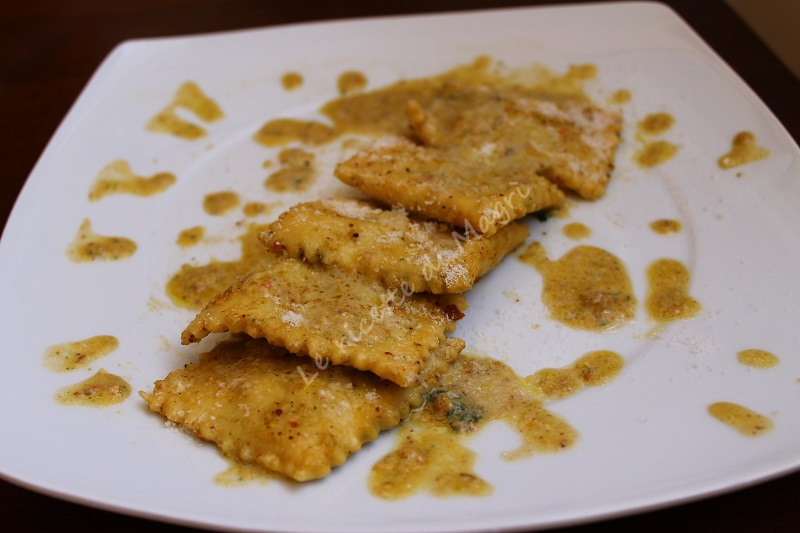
<box><xmin>562</xmin><ymin>222</ymin><xmax>591</xmax><ymax>240</ymax></box>
<box><xmin>242</xmin><ymin>202</ymin><xmax>277</xmax><ymax>217</ymax></box>
<box><xmin>737</xmin><ymin>349</ymin><xmax>779</xmax><ymax>369</ymax></box>
<box><xmin>56</xmin><ymin>369</ymin><xmax>131</xmax><ymax>407</ymax></box>
<box><xmin>638</xmin><ymin>112</ymin><xmax>675</xmax><ymax>136</ymax></box>
<box><xmin>281</xmin><ymin>72</ymin><xmax>304</xmax><ymax>91</ymax></box>
<box><xmin>718</xmin><ymin>131</ymin><xmax>771</xmax><ymax>169</ymax></box>
<box><xmin>252</xmin><ymin>118</ymin><xmax>337</xmax><ymax>147</ymax></box>
<box><xmin>609</xmin><ymin>89</ymin><xmax>631</xmax><ymax>105</ymax></box>
<box><xmin>321</xmin><ymin>57</ymin><xmax>597</xmax><ymax>139</ymax></box>
<box><xmin>66</xmin><ymin>219</ymin><xmax>137</xmax><ymax>262</ymax></box>
<box><xmin>89</xmin><ymin>160</ymin><xmax>175</xmax><ymax>201</ymax></box>
<box><xmin>338</xmin><ymin>71</ymin><xmax>368</xmax><ymax>95</ymax></box>
<box><xmin>147</xmin><ymin>81</ymin><xmax>223</xmax><ymax>140</ymax></box>
<box><xmin>265</xmin><ymin>148</ymin><xmax>317</xmax><ymax>192</ymax></box>
<box><xmin>708</xmin><ymin>402</ymin><xmax>773</xmax><ymax>437</ymax></box>
<box><xmin>166</xmin><ymin>224</ymin><xmax>275</xmax><ymax>310</ymax></box>
<box><xmin>203</xmin><ymin>191</ymin><xmax>240</xmax><ymax>216</ymax></box>
<box><xmin>528</xmin><ymin>350</ymin><xmax>624</xmax><ymax>400</ymax></box>
<box><xmin>650</xmin><ymin>219</ymin><xmax>682</xmax><ymax>234</ymax></box>
<box><xmin>369</xmin><ymin>354</ymin><xmax>578</xmax><ymax>499</ymax></box>
<box><xmin>215</xmin><ymin>461</ymin><xmax>273</xmax><ymax>486</ymax></box>
<box><xmin>645</xmin><ymin>258</ymin><xmax>701</xmax><ymax>322</ymax></box>
<box><xmin>43</xmin><ymin>335</ymin><xmax>119</xmax><ymax>372</ymax></box>
<box><xmin>635</xmin><ymin>140</ymin><xmax>678</xmax><ymax>168</ymax></box>
<box><xmin>519</xmin><ymin>242</ymin><xmax>636</xmax><ymax>331</ymax></box>
<box><xmin>177</xmin><ymin>226</ymin><xmax>205</xmax><ymax>247</ymax></box>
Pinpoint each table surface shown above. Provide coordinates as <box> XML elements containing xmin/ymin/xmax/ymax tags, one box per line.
<box><xmin>1</xmin><ymin>1</ymin><xmax>798</xmax><ymax>531</ymax></box>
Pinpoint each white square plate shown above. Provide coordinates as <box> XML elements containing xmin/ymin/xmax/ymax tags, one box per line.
<box><xmin>1</xmin><ymin>2</ymin><xmax>799</xmax><ymax>531</ymax></box>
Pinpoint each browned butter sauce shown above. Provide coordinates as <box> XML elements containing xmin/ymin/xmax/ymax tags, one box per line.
<box><xmin>66</xmin><ymin>219</ymin><xmax>137</xmax><ymax>262</ymax></box>
<box><xmin>609</xmin><ymin>88</ymin><xmax>631</xmax><ymax>105</ymax></box>
<box><xmin>265</xmin><ymin>148</ymin><xmax>317</xmax><ymax>192</ymax></box>
<box><xmin>650</xmin><ymin>219</ymin><xmax>682</xmax><ymax>234</ymax></box>
<box><xmin>203</xmin><ymin>191</ymin><xmax>240</xmax><ymax>216</ymax></box>
<box><xmin>638</xmin><ymin>113</ymin><xmax>675</xmax><ymax>136</ymax></box>
<box><xmin>215</xmin><ymin>461</ymin><xmax>273</xmax><ymax>486</ymax></box>
<box><xmin>562</xmin><ymin>222</ymin><xmax>591</xmax><ymax>240</ymax></box>
<box><xmin>166</xmin><ymin>224</ymin><xmax>275</xmax><ymax>310</ymax></box>
<box><xmin>281</xmin><ymin>72</ymin><xmax>304</xmax><ymax>91</ymax></box>
<box><xmin>177</xmin><ymin>226</ymin><xmax>205</xmax><ymax>247</ymax></box>
<box><xmin>43</xmin><ymin>335</ymin><xmax>119</xmax><ymax>372</ymax></box>
<box><xmin>645</xmin><ymin>258</ymin><xmax>701</xmax><ymax>322</ymax></box>
<box><xmin>147</xmin><ymin>81</ymin><xmax>223</xmax><ymax>140</ymax></box>
<box><xmin>708</xmin><ymin>402</ymin><xmax>773</xmax><ymax>437</ymax></box>
<box><xmin>528</xmin><ymin>350</ymin><xmax>624</xmax><ymax>400</ymax></box>
<box><xmin>337</xmin><ymin>70</ymin><xmax>368</xmax><ymax>95</ymax></box>
<box><xmin>56</xmin><ymin>369</ymin><xmax>131</xmax><ymax>407</ymax></box>
<box><xmin>737</xmin><ymin>349</ymin><xmax>779</xmax><ymax>369</ymax></box>
<box><xmin>242</xmin><ymin>202</ymin><xmax>277</xmax><ymax>217</ymax></box>
<box><xmin>519</xmin><ymin>242</ymin><xmax>636</xmax><ymax>331</ymax></box>
<box><xmin>635</xmin><ymin>140</ymin><xmax>678</xmax><ymax>168</ymax></box>
<box><xmin>253</xmin><ymin>57</ymin><xmax>601</xmax><ymax>152</ymax></box>
<box><xmin>718</xmin><ymin>131</ymin><xmax>771</xmax><ymax>169</ymax></box>
<box><xmin>89</xmin><ymin>160</ymin><xmax>175</xmax><ymax>201</ymax></box>
<box><xmin>370</xmin><ymin>354</ymin><xmax>581</xmax><ymax>499</ymax></box>
<box><xmin>252</xmin><ymin>119</ymin><xmax>338</xmax><ymax>147</ymax></box>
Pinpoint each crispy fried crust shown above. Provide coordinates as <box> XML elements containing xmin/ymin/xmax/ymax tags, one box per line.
<box><xmin>335</xmin><ymin>138</ymin><xmax>563</xmax><ymax>236</ymax></box>
<box><xmin>141</xmin><ymin>337</ymin><xmax>465</xmax><ymax>481</ymax></box>
<box><xmin>182</xmin><ymin>257</ymin><xmax>466</xmax><ymax>387</ymax></box>
<box><xmin>261</xmin><ymin>198</ymin><xmax>530</xmax><ymax>294</ymax></box>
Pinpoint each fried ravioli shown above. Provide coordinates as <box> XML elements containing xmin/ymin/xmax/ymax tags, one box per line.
<box><xmin>261</xmin><ymin>198</ymin><xmax>530</xmax><ymax>294</ymax></box>
<box><xmin>182</xmin><ymin>257</ymin><xmax>466</xmax><ymax>387</ymax></box>
<box><xmin>141</xmin><ymin>336</ymin><xmax>465</xmax><ymax>481</ymax></box>
<box><xmin>334</xmin><ymin>138</ymin><xmax>563</xmax><ymax>236</ymax></box>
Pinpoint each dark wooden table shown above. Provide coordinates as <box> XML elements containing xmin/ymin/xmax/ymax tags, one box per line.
<box><xmin>2</xmin><ymin>1</ymin><xmax>798</xmax><ymax>531</ymax></box>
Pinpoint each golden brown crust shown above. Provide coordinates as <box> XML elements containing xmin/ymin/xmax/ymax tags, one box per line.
<box><xmin>182</xmin><ymin>257</ymin><xmax>465</xmax><ymax>387</ymax></box>
<box><xmin>261</xmin><ymin>198</ymin><xmax>530</xmax><ymax>294</ymax></box>
<box><xmin>334</xmin><ymin>138</ymin><xmax>563</xmax><ymax>236</ymax></box>
<box><xmin>142</xmin><ymin>337</ymin><xmax>460</xmax><ymax>481</ymax></box>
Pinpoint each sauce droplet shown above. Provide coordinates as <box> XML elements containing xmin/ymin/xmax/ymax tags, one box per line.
<box><xmin>265</xmin><ymin>148</ymin><xmax>317</xmax><ymax>192</ymax></box>
<box><xmin>66</xmin><ymin>219</ymin><xmax>137</xmax><ymax>262</ymax></box>
<box><xmin>635</xmin><ymin>140</ymin><xmax>678</xmax><ymax>168</ymax></box>
<box><xmin>147</xmin><ymin>81</ymin><xmax>223</xmax><ymax>140</ymax></box>
<box><xmin>252</xmin><ymin>118</ymin><xmax>338</xmax><ymax>147</ymax></box>
<box><xmin>737</xmin><ymin>349</ymin><xmax>779</xmax><ymax>369</ymax></box>
<box><xmin>281</xmin><ymin>71</ymin><xmax>303</xmax><ymax>91</ymax></box>
<box><xmin>55</xmin><ymin>369</ymin><xmax>131</xmax><ymax>407</ymax></box>
<box><xmin>43</xmin><ymin>335</ymin><xmax>119</xmax><ymax>372</ymax></box>
<box><xmin>528</xmin><ymin>350</ymin><xmax>624</xmax><ymax>400</ymax></box>
<box><xmin>649</xmin><ymin>219</ymin><xmax>682</xmax><ymax>234</ymax></box>
<box><xmin>562</xmin><ymin>222</ymin><xmax>591</xmax><ymax>240</ymax></box>
<box><xmin>89</xmin><ymin>160</ymin><xmax>175</xmax><ymax>201</ymax></box>
<box><xmin>718</xmin><ymin>131</ymin><xmax>771</xmax><ymax>169</ymax></box>
<box><xmin>637</xmin><ymin>113</ymin><xmax>675</xmax><ymax>136</ymax></box>
<box><xmin>645</xmin><ymin>258</ymin><xmax>701</xmax><ymax>322</ymax></box>
<box><xmin>337</xmin><ymin>70</ymin><xmax>368</xmax><ymax>95</ymax></box>
<box><xmin>203</xmin><ymin>191</ymin><xmax>240</xmax><ymax>216</ymax></box>
<box><xmin>708</xmin><ymin>402</ymin><xmax>773</xmax><ymax>437</ymax></box>
<box><xmin>520</xmin><ymin>243</ymin><xmax>636</xmax><ymax>331</ymax></box>
<box><xmin>609</xmin><ymin>88</ymin><xmax>631</xmax><ymax>105</ymax></box>
<box><xmin>177</xmin><ymin>226</ymin><xmax>205</xmax><ymax>247</ymax></box>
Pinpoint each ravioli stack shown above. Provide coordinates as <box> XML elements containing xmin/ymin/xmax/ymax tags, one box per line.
<box><xmin>142</xmin><ymin>83</ymin><xmax>622</xmax><ymax>481</ymax></box>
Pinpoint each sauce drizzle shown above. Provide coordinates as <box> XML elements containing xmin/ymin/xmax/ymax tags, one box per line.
<box><xmin>89</xmin><ymin>160</ymin><xmax>175</xmax><ymax>201</ymax></box>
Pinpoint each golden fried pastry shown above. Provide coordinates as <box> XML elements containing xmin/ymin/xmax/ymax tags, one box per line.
<box><xmin>261</xmin><ymin>198</ymin><xmax>530</xmax><ymax>294</ymax></box>
<box><xmin>432</xmin><ymin>96</ymin><xmax>622</xmax><ymax>200</ymax></box>
<box><xmin>182</xmin><ymin>257</ymin><xmax>466</xmax><ymax>387</ymax></box>
<box><xmin>334</xmin><ymin>137</ymin><xmax>563</xmax><ymax>236</ymax></box>
<box><xmin>141</xmin><ymin>336</ymin><xmax>465</xmax><ymax>482</ymax></box>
